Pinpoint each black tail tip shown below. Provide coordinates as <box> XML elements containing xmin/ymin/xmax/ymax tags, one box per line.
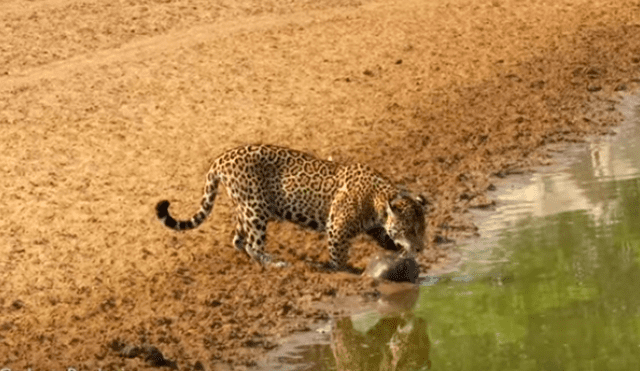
<box><xmin>156</xmin><ymin>200</ymin><xmax>170</xmax><ymax>218</ymax></box>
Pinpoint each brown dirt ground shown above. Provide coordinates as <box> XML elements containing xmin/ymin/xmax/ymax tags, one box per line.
<box><xmin>1</xmin><ymin>0</ymin><xmax>640</xmax><ymax>369</ymax></box>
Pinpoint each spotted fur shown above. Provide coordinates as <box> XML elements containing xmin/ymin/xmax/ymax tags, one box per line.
<box><xmin>156</xmin><ymin>144</ymin><xmax>428</xmax><ymax>269</ymax></box>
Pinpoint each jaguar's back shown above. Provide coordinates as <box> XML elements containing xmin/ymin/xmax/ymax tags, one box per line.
<box><xmin>213</xmin><ymin>144</ymin><xmax>341</xmax><ymax>232</ymax></box>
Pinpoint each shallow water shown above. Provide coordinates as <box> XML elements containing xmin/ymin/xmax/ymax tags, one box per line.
<box><xmin>265</xmin><ymin>95</ymin><xmax>640</xmax><ymax>371</ymax></box>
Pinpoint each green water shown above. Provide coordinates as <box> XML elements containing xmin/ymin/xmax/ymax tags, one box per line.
<box><xmin>421</xmin><ymin>181</ymin><xmax>640</xmax><ymax>371</ymax></box>
<box><xmin>268</xmin><ymin>97</ymin><xmax>640</xmax><ymax>371</ymax></box>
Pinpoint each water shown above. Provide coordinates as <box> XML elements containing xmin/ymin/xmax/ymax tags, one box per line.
<box><xmin>265</xmin><ymin>95</ymin><xmax>640</xmax><ymax>371</ymax></box>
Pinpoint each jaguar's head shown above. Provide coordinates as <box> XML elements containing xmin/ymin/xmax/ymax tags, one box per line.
<box><xmin>383</xmin><ymin>193</ymin><xmax>429</xmax><ymax>256</ymax></box>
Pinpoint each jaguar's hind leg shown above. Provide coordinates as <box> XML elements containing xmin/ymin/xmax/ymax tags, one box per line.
<box><xmin>241</xmin><ymin>211</ymin><xmax>287</xmax><ymax>268</ymax></box>
<box><xmin>232</xmin><ymin>224</ymin><xmax>247</xmax><ymax>254</ymax></box>
<box><xmin>243</xmin><ymin>218</ymin><xmax>267</xmax><ymax>262</ymax></box>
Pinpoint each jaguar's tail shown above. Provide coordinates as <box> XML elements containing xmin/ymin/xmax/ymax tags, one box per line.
<box><xmin>156</xmin><ymin>172</ymin><xmax>220</xmax><ymax>231</ymax></box>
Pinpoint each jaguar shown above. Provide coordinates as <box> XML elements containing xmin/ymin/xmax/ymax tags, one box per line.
<box><xmin>156</xmin><ymin>144</ymin><xmax>428</xmax><ymax>270</ymax></box>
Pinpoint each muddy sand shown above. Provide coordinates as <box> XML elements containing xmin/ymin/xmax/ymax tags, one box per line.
<box><xmin>1</xmin><ymin>0</ymin><xmax>640</xmax><ymax>369</ymax></box>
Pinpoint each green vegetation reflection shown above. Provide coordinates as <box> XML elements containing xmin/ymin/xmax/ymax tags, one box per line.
<box><xmin>417</xmin><ymin>177</ymin><xmax>640</xmax><ymax>371</ymax></box>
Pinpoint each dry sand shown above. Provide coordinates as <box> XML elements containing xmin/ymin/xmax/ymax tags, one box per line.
<box><xmin>1</xmin><ymin>0</ymin><xmax>640</xmax><ymax>369</ymax></box>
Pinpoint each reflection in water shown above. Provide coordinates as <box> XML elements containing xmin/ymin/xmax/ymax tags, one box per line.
<box><xmin>331</xmin><ymin>282</ymin><xmax>429</xmax><ymax>371</ymax></box>
<box><xmin>419</xmin><ymin>176</ymin><xmax>640</xmax><ymax>370</ymax></box>
<box><xmin>332</xmin><ymin>315</ymin><xmax>431</xmax><ymax>371</ymax></box>
<box><xmin>375</xmin><ymin>281</ymin><xmax>421</xmax><ymax>315</ymax></box>
<box><xmin>487</xmin><ymin>96</ymin><xmax>640</xmax><ymax>226</ymax></box>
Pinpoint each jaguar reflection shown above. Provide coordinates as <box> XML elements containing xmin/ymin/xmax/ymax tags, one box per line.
<box><xmin>331</xmin><ymin>314</ymin><xmax>431</xmax><ymax>371</ymax></box>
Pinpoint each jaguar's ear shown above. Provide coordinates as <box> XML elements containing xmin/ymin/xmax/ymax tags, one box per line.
<box><xmin>415</xmin><ymin>194</ymin><xmax>429</xmax><ymax>210</ymax></box>
<box><xmin>386</xmin><ymin>199</ymin><xmax>399</xmax><ymax>218</ymax></box>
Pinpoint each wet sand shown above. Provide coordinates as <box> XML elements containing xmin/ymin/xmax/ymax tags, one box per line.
<box><xmin>1</xmin><ymin>0</ymin><xmax>639</xmax><ymax>369</ymax></box>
